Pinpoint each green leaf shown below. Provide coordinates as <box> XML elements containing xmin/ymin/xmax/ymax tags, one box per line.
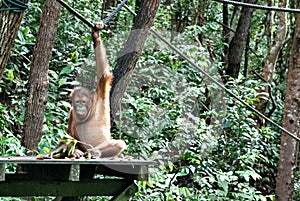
<box><xmin>60</xmin><ymin>65</ymin><xmax>73</xmax><ymax>75</ymax></box>
<box><xmin>6</xmin><ymin>70</ymin><xmax>14</xmax><ymax>81</ymax></box>
<box><xmin>58</xmin><ymin>78</ymin><xmax>68</xmax><ymax>87</ymax></box>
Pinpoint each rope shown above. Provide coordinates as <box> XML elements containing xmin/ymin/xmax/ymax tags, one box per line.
<box><xmin>0</xmin><ymin>0</ymin><xmax>29</xmax><ymax>12</ymax></box>
<box><xmin>102</xmin><ymin>0</ymin><xmax>127</xmax><ymax>26</ymax></box>
<box><xmin>56</xmin><ymin>0</ymin><xmax>127</xmax><ymax>29</ymax></box>
<box><xmin>123</xmin><ymin>4</ymin><xmax>300</xmax><ymax>141</ymax></box>
<box><xmin>56</xmin><ymin>0</ymin><xmax>94</xmax><ymax>28</ymax></box>
<box><xmin>213</xmin><ymin>0</ymin><xmax>300</xmax><ymax>13</ymax></box>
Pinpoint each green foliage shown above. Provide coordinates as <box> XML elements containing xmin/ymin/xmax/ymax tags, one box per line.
<box><xmin>130</xmin><ymin>78</ymin><xmax>280</xmax><ymax>200</ymax></box>
<box><xmin>0</xmin><ymin>0</ymin><xmax>287</xmax><ymax>200</ymax></box>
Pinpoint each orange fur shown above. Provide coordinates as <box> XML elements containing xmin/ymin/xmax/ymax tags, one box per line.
<box><xmin>97</xmin><ymin>72</ymin><xmax>113</xmax><ymax>100</ymax></box>
<box><xmin>66</xmin><ymin>28</ymin><xmax>126</xmax><ymax>158</ymax></box>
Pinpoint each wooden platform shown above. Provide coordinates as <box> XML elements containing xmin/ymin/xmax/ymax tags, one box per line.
<box><xmin>0</xmin><ymin>156</ymin><xmax>154</xmax><ymax>200</ymax></box>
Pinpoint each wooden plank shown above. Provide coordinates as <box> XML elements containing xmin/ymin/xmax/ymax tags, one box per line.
<box><xmin>0</xmin><ymin>156</ymin><xmax>154</xmax><ymax>181</ymax></box>
<box><xmin>96</xmin><ymin>164</ymin><xmax>149</xmax><ymax>181</ymax></box>
<box><xmin>0</xmin><ymin>179</ymin><xmax>131</xmax><ymax>197</ymax></box>
<box><xmin>0</xmin><ymin>156</ymin><xmax>153</xmax><ymax>198</ymax></box>
<box><xmin>16</xmin><ymin>164</ymin><xmax>71</xmax><ymax>181</ymax></box>
<box><xmin>4</xmin><ymin>164</ymin><xmax>148</xmax><ymax>182</ymax></box>
<box><xmin>0</xmin><ymin>156</ymin><xmax>154</xmax><ymax>166</ymax></box>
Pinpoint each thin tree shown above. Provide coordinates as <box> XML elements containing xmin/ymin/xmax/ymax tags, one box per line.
<box><xmin>102</xmin><ymin>0</ymin><xmax>116</xmax><ymax>12</ymax></box>
<box><xmin>226</xmin><ymin>0</ymin><xmax>258</xmax><ymax>79</ymax></box>
<box><xmin>0</xmin><ymin>0</ymin><xmax>28</xmax><ymax>79</ymax></box>
<box><xmin>275</xmin><ymin>7</ymin><xmax>300</xmax><ymax>201</ymax></box>
<box><xmin>256</xmin><ymin>0</ymin><xmax>287</xmax><ymax>116</ymax></box>
<box><xmin>111</xmin><ymin>0</ymin><xmax>161</xmax><ymax>118</ymax></box>
<box><xmin>22</xmin><ymin>0</ymin><xmax>61</xmax><ymax>152</ymax></box>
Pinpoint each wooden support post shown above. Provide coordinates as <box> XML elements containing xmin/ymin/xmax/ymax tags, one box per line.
<box><xmin>138</xmin><ymin>165</ymin><xmax>148</xmax><ymax>181</ymax></box>
<box><xmin>69</xmin><ymin>164</ymin><xmax>80</xmax><ymax>181</ymax></box>
<box><xmin>0</xmin><ymin>164</ymin><xmax>5</xmax><ymax>181</ymax></box>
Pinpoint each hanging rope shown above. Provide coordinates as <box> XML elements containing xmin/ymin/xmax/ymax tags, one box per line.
<box><xmin>0</xmin><ymin>0</ymin><xmax>29</xmax><ymax>12</ymax></box>
<box><xmin>102</xmin><ymin>0</ymin><xmax>127</xmax><ymax>26</ymax></box>
<box><xmin>123</xmin><ymin>4</ymin><xmax>300</xmax><ymax>141</ymax></box>
<box><xmin>56</xmin><ymin>0</ymin><xmax>127</xmax><ymax>29</ymax></box>
<box><xmin>56</xmin><ymin>0</ymin><xmax>94</xmax><ymax>28</ymax></box>
<box><xmin>213</xmin><ymin>0</ymin><xmax>300</xmax><ymax>13</ymax></box>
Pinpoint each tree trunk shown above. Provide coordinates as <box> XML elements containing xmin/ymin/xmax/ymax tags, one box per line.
<box><xmin>22</xmin><ymin>0</ymin><xmax>61</xmax><ymax>152</ymax></box>
<box><xmin>102</xmin><ymin>0</ymin><xmax>116</xmax><ymax>11</ymax></box>
<box><xmin>256</xmin><ymin>0</ymin><xmax>287</xmax><ymax>123</ymax></box>
<box><xmin>226</xmin><ymin>0</ymin><xmax>257</xmax><ymax>79</ymax></box>
<box><xmin>275</xmin><ymin>6</ymin><xmax>300</xmax><ymax>201</ymax></box>
<box><xmin>0</xmin><ymin>1</ymin><xmax>27</xmax><ymax>79</ymax></box>
<box><xmin>222</xmin><ymin>3</ymin><xmax>229</xmax><ymax>65</ymax></box>
<box><xmin>135</xmin><ymin>0</ymin><xmax>142</xmax><ymax>11</ymax></box>
<box><xmin>110</xmin><ymin>0</ymin><xmax>161</xmax><ymax>118</ymax></box>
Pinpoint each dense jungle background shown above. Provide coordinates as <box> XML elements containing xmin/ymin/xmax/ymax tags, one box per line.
<box><xmin>1</xmin><ymin>0</ymin><xmax>300</xmax><ymax>200</ymax></box>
